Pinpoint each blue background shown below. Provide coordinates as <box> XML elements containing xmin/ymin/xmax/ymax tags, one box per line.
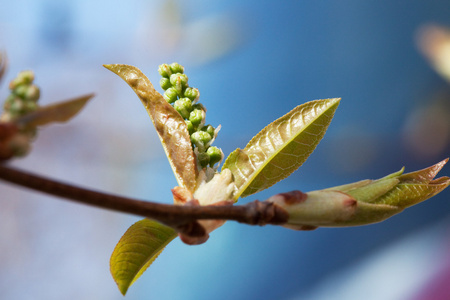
<box><xmin>1</xmin><ymin>1</ymin><xmax>449</xmax><ymax>299</ymax></box>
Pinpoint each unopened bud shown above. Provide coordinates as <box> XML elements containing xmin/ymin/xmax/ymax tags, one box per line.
<box><xmin>158</xmin><ymin>64</ymin><xmax>172</xmax><ymax>78</ymax></box>
<box><xmin>170</xmin><ymin>62</ymin><xmax>184</xmax><ymax>74</ymax></box>
<box><xmin>189</xmin><ymin>108</ymin><xmax>205</xmax><ymax>127</ymax></box>
<box><xmin>184</xmin><ymin>87</ymin><xmax>199</xmax><ymax>102</ymax></box>
<box><xmin>9</xmin><ymin>70</ymin><xmax>34</xmax><ymax>89</ymax></box>
<box><xmin>160</xmin><ymin>77</ymin><xmax>171</xmax><ymax>90</ymax></box>
<box><xmin>191</xmin><ymin>131</ymin><xmax>211</xmax><ymax>151</ymax></box>
<box><xmin>163</xmin><ymin>87</ymin><xmax>178</xmax><ymax>103</ymax></box>
<box><xmin>207</xmin><ymin>146</ymin><xmax>223</xmax><ymax>167</ymax></box>
<box><xmin>201</xmin><ymin>124</ymin><xmax>215</xmax><ymax>139</ymax></box>
<box><xmin>174</xmin><ymin>98</ymin><xmax>192</xmax><ymax>119</ymax></box>
<box><xmin>170</xmin><ymin>73</ymin><xmax>188</xmax><ymax>94</ymax></box>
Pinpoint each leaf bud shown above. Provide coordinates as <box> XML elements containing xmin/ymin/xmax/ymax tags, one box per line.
<box><xmin>163</xmin><ymin>87</ymin><xmax>178</xmax><ymax>103</ymax></box>
<box><xmin>174</xmin><ymin>98</ymin><xmax>193</xmax><ymax>119</ymax></box>
<box><xmin>160</xmin><ymin>77</ymin><xmax>171</xmax><ymax>90</ymax></box>
<box><xmin>191</xmin><ymin>131</ymin><xmax>212</xmax><ymax>151</ymax></box>
<box><xmin>207</xmin><ymin>146</ymin><xmax>223</xmax><ymax>167</ymax></box>
<box><xmin>170</xmin><ymin>62</ymin><xmax>184</xmax><ymax>74</ymax></box>
<box><xmin>189</xmin><ymin>108</ymin><xmax>205</xmax><ymax>127</ymax></box>
<box><xmin>158</xmin><ymin>64</ymin><xmax>172</xmax><ymax>78</ymax></box>
<box><xmin>184</xmin><ymin>87</ymin><xmax>199</xmax><ymax>102</ymax></box>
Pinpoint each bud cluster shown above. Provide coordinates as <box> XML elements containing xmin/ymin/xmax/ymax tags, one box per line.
<box><xmin>2</xmin><ymin>70</ymin><xmax>40</xmax><ymax>121</ymax></box>
<box><xmin>158</xmin><ymin>63</ymin><xmax>223</xmax><ymax>169</ymax></box>
<box><xmin>0</xmin><ymin>70</ymin><xmax>41</xmax><ymax>158</ymax></box>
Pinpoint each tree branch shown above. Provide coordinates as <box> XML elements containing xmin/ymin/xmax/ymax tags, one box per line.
<box><xmin>0</xmin><ymin>164</ymin><xmax>288</xmax><ymax>231</ymax></box>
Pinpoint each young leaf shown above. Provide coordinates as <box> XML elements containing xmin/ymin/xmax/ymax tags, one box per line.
<box><xmin>104</xmin><ymin>64</ymin><xmax>197</xmax><ymax>193</ymax></box>
<box><xmin>15</xmin><ymin>94</ymin><xmax>94</xmax><ymax>127</ymax></box>
<box><xmin>223</xmin><ymin>98</ymin><xmax>340</xmax><ymax>199</ymax></box>
<box><xmin>110</xmin><ymin>219</ymin><xmax>177</xmax><ymax>295</ymax></box>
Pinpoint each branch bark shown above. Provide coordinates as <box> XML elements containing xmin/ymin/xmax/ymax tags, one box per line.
<box><xmin>0</xmin><ymin>164</ymin><xmax>288</xmax><ymax>232</ymax></box>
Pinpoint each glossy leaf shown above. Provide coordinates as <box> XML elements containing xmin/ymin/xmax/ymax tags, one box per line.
<box><xmin>15</xmin><ymin>94</ymin><xmax>93</xmax><ymax>127</ymax></box>
<box><xmin>223</xmin><ymin>98</ymin><xmax>340</xmax><ymax>199</ymax></box>
<box><xmin>104</xmin><ymin>64</ymin><xmax>197</xmax><ymax>192</ymax></box>
<box><xmin>110</xmin><ymin>219</ymin><xmax>177</xmax><ymax>295</ymax></box>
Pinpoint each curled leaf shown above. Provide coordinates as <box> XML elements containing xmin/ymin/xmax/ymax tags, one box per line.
<box><xmin>15</xmin><ymin>94</ymin><xmax>93</xmax><ymax>127</ymax></box>
<box><xmin>104</xmin><ymin>64</ymin><xmax>197</xmax><ymax>192</ymax></box>
<box><xmin>110</xmin><ymin>219</ymin><xmax>177</xmax><ymax>295</ymax></box>
<box><xmin>223</xmin><ymin>98</ymin><xmax>340</xmax><ymax>200</ymax></box>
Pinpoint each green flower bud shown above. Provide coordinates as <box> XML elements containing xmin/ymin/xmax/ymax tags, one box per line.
<box><xmin>189</xmin><ymin>108</ymin><xmax>205</xmax><ymax>127</ymax></box>
<box><xmin>184</xmin><ymin>87</ymin><xmax>199</xmax><ymax>101</ymax></box>
<box><xmin>207</xmin><ymin>146</ymin><xmax>223</xmax><ymax>167</ymax></box>
<box><xmin>185</xmin><ymin>120</ymin><xmax>195</xmax><ymax>135</ymax></box>
<box><xmin>9</xmin><ymin>70</ymin><xmax>34</xmax><ymax>89</ymax></box>
<box><xmin>160</xmin><ymin>78</ymin><xmax>171</xmax><ymax>90</ymax></box>
<box><xmin>163</xmin><ymin>87</ymin><xmax>179</xmax><ymax>103</ymax></box>
<box><xmin>201</xmin><ymin>124</ymin><xmax>215</xmax><ymax>139</ymax></box>
<box><xmin>191</xmin><ymin>131</ymin><xmax>211</xmax><ymax>151</ymax></box>
<box><xmin>158</xmin><ymin>64</ymin><xmax>172</xmax><ymax>78</ymax></box>
<box><xmin>174</xmin><ymin>98</ymin><xmax>192</xmax><ymax>119</ymax></box>
<box><xmin>13</xmin><ymin>84</ymin><xmax>29</xmax><ymax>99</ymax></box>
<box><xmin>197</xmin><ymin>152</ymin><xmax>210</xmax><ymax>168</ymax></box>
<box><xmin>25</xmin><ymin>85</ymin><xmax>40</xmax><ymax>102</ymax></box>
<box><xmin>170</xmin><ymin>62</ymin><xmax>184</xmax><ymax>74</ymax></box>
<box><xmin>170</xmin><ymin>73</ymin><xmax>188</xmax><ymax>93</ymax></box>
<box><xmin>267</xmin><ymin>159</ymin><xmax>450</xmax><ymax>230</ymax></box>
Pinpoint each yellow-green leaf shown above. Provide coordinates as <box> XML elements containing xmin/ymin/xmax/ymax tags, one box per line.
<box><xmin>376</xmin><ymin>159</ymin><xmax>450</xmax><ymax>208</ymax></box>
<box><xmin>104</xmin><ymin>64</ymin><xmax>197</xmax><ymax>192</ymax></box>
<box><xmin>15</xmin><ymin>94</ymin><xmax>93</xmax><ymax>127</ymax></box>
<box><xmin>223</xmin><ymin>98</ymin><xmax>340</xmax><ymax>199</ymax></box>
<box><xmin>110</xmin><ymin>219</ymin><xmax>177</xmax><ymax>295</ymax></box>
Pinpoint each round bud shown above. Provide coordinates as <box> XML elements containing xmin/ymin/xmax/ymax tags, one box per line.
<box><xmin>185</xmin><ymin>120</ymin><xmax>194</xmax><ymax>135</ymax></box>
<box><xmin>163</xmin><ymin>87</ymin><xmax>178</xmax><ymax>103</ymax></box>
<box><xmin>170</xmin><ymin>73</ymin><xmax>188</xmax><ymax>93</ymax></box>
<box><xmin>174</xmin><ymin>98</ymin><xmax>193</xmax><ymax>119</ymax></box>
<box><xmin>201</xmin><ymin>124</ymin><xmax>215</xmax><ymax>139</ymax></box>
<box><xmin>184</xmin><ymin>87</ymin><xmax>199</xmax><ymax>101</ymax></box>
<box><xmin>191</xmin><ymin>131</ymin><xmax>212</xmax><ymax>151</ymax></box>
<box><xmin>25</xmin><ymin>85</ymin><xmax>40</xmax><ymax>102</ymax></box>
<box><xmin>189</xmin><ymin>108</ymin><xmax>205</xmax><ymax>127</ymax></box>
<box><xmin>9</xmin><ymin>70</ymin><xmax>34</xmax><ymax>89</ymax></box>
<box><xmin>13</xmin><ymin>84</ymin><xmax>29</xmax><ymax>100</ymax></box>
<box><xmin>170</xmin><ymin>62</ymin><xmax>184</xmax><ymax>74</ymax></box>
<box><xmin>197</xmin><ymin>152</ymin><xmax>210</xmax><ymax>168</ymax></box>
<box><xmin>160</xmin><ymin>78</ymin><xmax>171</xmax><ymax>90</ymax></box>
<box><xmin>158</xmin><ymin>64</ymin><xmax>172</xmax><ymax>78</ymax></box>
<box><xmin>207</xmin><ymin>146</ymin><xmax>223</xmax><ymax>167</ymax></box>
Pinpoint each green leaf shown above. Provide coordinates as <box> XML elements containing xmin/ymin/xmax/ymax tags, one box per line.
<box><xmin>104</xmin><ymin>64</ymin><xmax>197</xmax><ymax>193</ymax></box>
<box><xmin>376</xmin><ymin>159</ymin><xmax>450</xmax><ymax>208</ymax></box>
<box><xmin>223</xmin><ymin>98</ymin><xmax>340</xmax><ymax>199</ymax></box>
<box><xmin>110</xmin><ymin>219</ymin><xmax>177</xmax><ymax>295</ymax></box>
<box><xmin>15</xmin><ymin>94</ymin><xmax>93</xmax><ymax>127</ymax></box>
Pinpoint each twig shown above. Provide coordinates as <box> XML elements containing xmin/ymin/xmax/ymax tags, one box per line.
<box><xmin>0</xmin><ymin>164</ymin><xmax>288</xmax><ymax>232</ymax></box>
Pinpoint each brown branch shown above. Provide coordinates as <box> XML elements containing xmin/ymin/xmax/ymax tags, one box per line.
<box><xmin>0</xmin><ymin>164</ymin><xmax>288</xmax><ymax>232</ymax></box>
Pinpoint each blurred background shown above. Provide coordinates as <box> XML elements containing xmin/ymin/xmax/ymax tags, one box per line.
<box><xmin>1</xmin><ymin>1</ymin><xmax>450</xmax><ymax>299</ymax></box>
